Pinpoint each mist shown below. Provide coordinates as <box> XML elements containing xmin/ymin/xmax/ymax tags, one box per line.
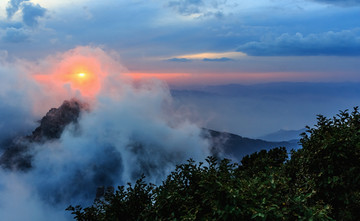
<box><xmin>0</xmin><ymin>46</ymin><xmax>211</xmax><ymax>220</ymax></box>
<box><xmin>2</xmin><ymin>46</ymin><xmax>358</xmax><ymax>220</ymax></box>
<box><xmin>171</xmin><ymin>82</ymin><xmax>360</xmax><ymax>138</ymax></box>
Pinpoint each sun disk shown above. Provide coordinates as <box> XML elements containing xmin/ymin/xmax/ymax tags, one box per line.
<box><xmin>78</xmin><ymin>73</ymin><xmax>86</xmax><ymax>77</ymax></box>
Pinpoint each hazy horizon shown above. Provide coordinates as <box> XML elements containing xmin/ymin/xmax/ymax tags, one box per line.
<box><xmin>1</xmin><ymin>0</ymin><xmax>360</xmax><ymax>220</ymax></box>
<box><xmin>170</xmin><ymin>81</ymin><xmax>360</xmax><ymax>137</ymax></box>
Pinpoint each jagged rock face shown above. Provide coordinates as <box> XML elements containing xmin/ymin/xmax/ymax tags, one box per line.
<box><xmin>0</xmin><ymin>99</ymin><xmax>87</xmax><ymax>170</ymax></box>
<box><xmin>30</xmin><ymin>99</ymin><xmax>86</xmax><ymax>142</ymax></box>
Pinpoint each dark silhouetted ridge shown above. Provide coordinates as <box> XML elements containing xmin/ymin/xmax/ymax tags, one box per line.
<box><xmin>0</xmin><ymin>99</ymin><xmax>87</xmax><ymax>171</ymax></box>
<box><xmin>204</xmin><ymin>129</ymin><xmax>299</xmax><ymax>160</ymax></box>
<box><xmin>29</xmin><ymin>99</ymin><xmax>87</xmax><ymax>141</ymax></box>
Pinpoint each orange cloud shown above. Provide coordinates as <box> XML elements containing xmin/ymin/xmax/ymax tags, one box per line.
<box><xmin>34</xmin><ymin>56</ymin><xmax>103</xmax><ymax>97</ymax></box>
<box><xmin>32</xmin><ymin>46</ymin><xmax>128</xmax><ymax>101</ymax></box>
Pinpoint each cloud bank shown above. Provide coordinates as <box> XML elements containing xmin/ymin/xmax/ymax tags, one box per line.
<box><xmin>167</xmin><ymin>0</ymin><xmax>204</xmax><ymax>15</ymax></box>
<box><xmin>166</xmin><ymin>57</ymin><xmax>192</xmax><ymax>62</ymax></box>
<box><xmin>237</xmin><ymin>29</ymin><xmax>360</xmax><ymax>56</ymax></box>
<box><xmin>21</xmin><ymin>2</ymin><xmax>46</xmax><ymax>27</ymax></box>
<box><xmin>203</xmin><ymin>57</ymin><xmax>233</xmax><ymax>62</ymax></box>
<box><xmin>310</xmin><ymin>0</ymin><xmax>360</xmax><ymax>6</ymax></box>
<box><xmin>2</xmin><ymin>27</ymin><xmax>29</xmax><ymax>43</ymax></box>
<box><xmin>0</xmin><ymin>46</ymin><xmax>211</xmax><ymax>220</ymax></box>
<box><xmin>1</xmin><ymin>0</ymin><xmax>46</xmax><ymax>44</ymax></box>
<box><xmin>6</xmin><ymin>0</ymin><xmax>46</xmax><ymax>27</ymax></box>
<box><xmin>166</xmin><ymin>0</ymin><xmax>227</xmax><ymax>18</ymax></box>
<box><xmin>6</xmin><ymin>0</ymin><xmax>28</xmax><ymax>18</ymax></box>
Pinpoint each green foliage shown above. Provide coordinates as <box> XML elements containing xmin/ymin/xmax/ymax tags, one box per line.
<box><xmin>239</xmin><ymin>147</ymin><xmax>288</xmax><ymax>176</ymax></box>
<box><xmin>67</xmin><ymin>152</ymin><xmax>331</xmax><ymax>220</ymax></box>
<box><xmin>66</xmin><ymin>175</ymin><xmax>154</xmax><ymax>221</ymax></box>
<box><xmin>288</xmin><ymin>107</ymin><xmax>360</xmax><ymax>220</ymax></box>
<box><xmin>152</xmin><ymin>157</ymin><xmax>243</xmax><ymax>220</ymax></box>
<box><xmin>67</xmin><ymin>108</ymin><xmax>360</xmax><ymax>220</ymax></box>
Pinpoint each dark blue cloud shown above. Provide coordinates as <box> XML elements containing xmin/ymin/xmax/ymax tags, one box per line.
<box><xmin>202</xmin><ymin>57</ymin><xmax>233</xmax><ymax>62</ymax></box>
<box><xmin>21</xmin><ymin>2</ymin><xmax>46</xmax><ymax>27</ymax></box>
<box><xmin>166</xmin><ymin>0</ymin><xmax>226</xmax><ymax>18</ymax></box>
<box><xmin>2</xmin><ymin>28</ymin><xmax>29</xmax><ymax>43</ymax></box>
<box><xmin>5</xmin><ymin>0</ymin><xmax>46</xmax><ymax>27</ymax></box>
<box><xmin>6</xmin><ymin>0</ymin><xmax>29</xmax><ymax>18</ymax></box>
<box><xmin>167</xmin><ymin>0</ymin><xmax>203</xmax><ymax>15</ymax></box>
<box><xmin>166</xmin><ymin>58</ymin><xmax>192</xmax><ymax>62</ymax></box>
<box><xmin>311</xmin><ymin>0</ymin><xmax>360</xmax><ymax>6</ymax></box>
<box><xmin>237</xmin><ymin>29</ymin><xmax>360</xmax><ymax>56</ymax></box>
<box><xmin>0</xmin><ymin>21</ymin><xmax>23</xmax><ymax>30</ymax></box>
<box><xmin>1</xmin><ymin>1</ymin><xmax>46</xmax><ymax>44</ymax></box>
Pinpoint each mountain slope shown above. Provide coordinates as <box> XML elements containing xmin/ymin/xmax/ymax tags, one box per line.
<box><xmin>205</xmin><ymin>129</ymin><xmax>300</xmax><ymax>160</ymax></box>
<box><xmin>0</xmin><ymin>99</ymin><xmax>301</xmax><ymax>171</ymax></box>
<box><xmin>0</xmin><ymin>99</ymin><xmax>87</xmax><ymax>170</ymax></box>
<box><xmin>258</xmin><ymin>128</ymin><xmax>306</xmax><ymax>142</ymax></box>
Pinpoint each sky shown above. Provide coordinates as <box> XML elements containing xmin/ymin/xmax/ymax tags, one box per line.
<box><xmin>1</xmin><ymin>2</ymin><xmax>360</xmax><ymax>219</ymax></box>
<box><xmin>1</xmin><ymin>0</ymin><xmax>360</xmax><ymax>85</ymax></box>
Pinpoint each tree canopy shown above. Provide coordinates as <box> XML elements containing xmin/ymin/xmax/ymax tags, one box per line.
<box><xmin>67</xmin><ymin>108</ymin><xmax>360</xmax><ymax>220</ymax></box>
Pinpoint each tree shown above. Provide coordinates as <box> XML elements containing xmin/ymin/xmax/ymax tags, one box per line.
<box><xmin>68</xmin><ymin>154</ymin><xmax>331</xmax><ymax>220</ymax></box>
<box><xmin>67</xmin><ymin>108</ymin><xmax>360</xmax><ymax>220</ymax></box>
<box><xmin>66</xmin><ymin>175</ymin><xmax>154</xmax><ymax>221</ymax></box>
<box><xmin>287</xmin><ymin>108</ymin><xmax>360</xmax><ymax>220</ymax></box>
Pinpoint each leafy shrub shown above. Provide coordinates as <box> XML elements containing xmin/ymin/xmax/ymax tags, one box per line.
<box><xmin>68</xmin><ymin>108</ymin><xmax>360</xmax><ymax>220</ymax></box>
<box><xmin>288</xmin><ymin>108</ymin><xmax>360</xmax><ymax>220</ymax></box>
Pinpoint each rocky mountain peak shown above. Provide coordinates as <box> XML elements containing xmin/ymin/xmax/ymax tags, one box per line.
<box><xmin>0</xmin><ymin>99</ymin><xmax>88</xmax><ymax>170</ymax></box>
<box><xmin>30</xmin><ymin>99</ymin><xmax>88</xmax><ymax>142</ymax></box>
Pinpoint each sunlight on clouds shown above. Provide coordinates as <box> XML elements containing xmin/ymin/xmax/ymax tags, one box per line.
<box><xmin>30</xmin><ymin>0</ymin><xmax>90</xmax><ymax>9</ymax></box>
<box><xmin>169</xmin><ymin>52</ymin><xmax>246</xmax><ymax>60</ymax></box>
<box><xmin>0</xmin><ymin>3</ymin><xmax>5</xmax><ymax>19</ymax></box>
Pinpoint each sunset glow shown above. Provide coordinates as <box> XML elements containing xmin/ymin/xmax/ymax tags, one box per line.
<box><xmin>35</xmin><ymin>66</ymin><xmax>100</xmax><ymax>97</ymax></box>
<box><xmin>78</xmin><ymin>73</ymin><xmax>86</xmax><ymax>77</ymax></box>
<box><xmin>32</xmin><ymin>48</ymin><xmax>112</xmax><ymax>98</ymax></box>
<box><xmin>2</xmin><ymin>0</ymin><xmax>360</xmax><ymax>220</ymax></box>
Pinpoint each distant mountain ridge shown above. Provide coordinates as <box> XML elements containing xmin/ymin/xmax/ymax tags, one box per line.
<box><xmin>186</xmin><ymin>82</ymin><xmax>360</xmax><ymax>98</ymax></box>
<box><xmin>0</xmin><ymin>99</ymin><xmax>301</xmax><ymax>171</ymax></box>
<box><xmin>204</xmin><ymin>129</ymin><xmax>300</xmax><ymax>161</ymax></box>
<box><xmin>170</xmin><ymin>82</ymin><xmax>360</xmax><ymax>139</ymax></box>
<box><xmin>257</xmin><ymin>128</ymin><xmax>306</xmax><ymax>142</ymax></box>
<box><xmin>171</xmin><ymin>82</ymin><xmax>360</xmax><ymax>106</ymax></box>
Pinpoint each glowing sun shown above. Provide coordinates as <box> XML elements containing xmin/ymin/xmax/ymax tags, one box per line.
<box><xmin>77</xmin><ymin>72</ymin><xmax>86</xmax><ymax>78</ymax></box>
<box><xmin>34</xmin><ymin>62</ymin><xmax>103</xmax><ymax>98</ymax></box>
<box><xmin>32</xmin><ymin>46</ymin><xmax>126</xmax><ymax>99</ymax></box>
